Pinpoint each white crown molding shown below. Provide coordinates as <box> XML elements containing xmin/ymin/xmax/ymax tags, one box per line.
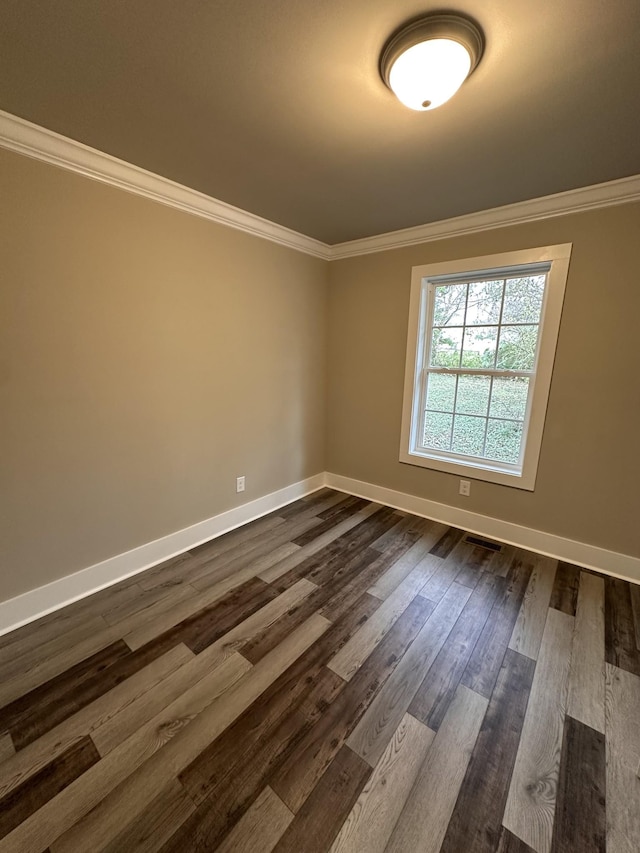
<box><xmin>0</xmin><ymin>472</ymin><xmax>325</xmax><ymax>637</ymax></box>
<box><xmin>328</xmin><ymin>174</ymin><xmax>640</xmax><ymax>259</ymax></box>
<box><xmin>1</xmin><ymin>109</ymin><xmax>639</xmax><ymax>262</ymax></box>
<box><xmin>0</xmin><ymin>109</ymin><xmax>331</xmax><ymax>260</ymax></box>
<box><xmin>325</xmin><ymin>472</ymin><xmax>640</xmax><ymax>584</ymax></box>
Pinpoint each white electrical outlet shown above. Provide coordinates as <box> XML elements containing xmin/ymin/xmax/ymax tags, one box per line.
<box><xmin>236</xmin><ymin>476</ymin><xmax>245</xmax><ymax>493</ymax></box>
<box><xmin>459</xmin><ymin>479</ymin><xmax>471</xmax><ymax>496</ymax></box>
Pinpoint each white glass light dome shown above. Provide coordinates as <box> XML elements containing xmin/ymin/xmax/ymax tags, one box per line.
<box><xmin>381</xmin><ymin>14</ymin><xmax>484</xmax><ymax>112</ymax></box>
<box><xmin>388</xmin><ymin>38</ymin><xmax>472</xmax><ymax>111</ymax></box>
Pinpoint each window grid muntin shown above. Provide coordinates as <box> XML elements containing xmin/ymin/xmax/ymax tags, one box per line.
<box><xmin>419</xmin><ymin>268</ymin><xmax>547</xmax><ymax>470</ymax></box>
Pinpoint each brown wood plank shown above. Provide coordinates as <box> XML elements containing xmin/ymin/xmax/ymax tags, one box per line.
<box><xmin>100</xmin><ymin>779</ymin><xmax>196</xmax><ymax>853</ymax></box>
<box><xmin>630</xmin><ymin>582</ymin><xmax>640</xmax><ymax>651</ymax></box>
<box><xmin>271</xmin><ymin>747</ymin><xmax>371</xmax><ymax>853</ymax></box>
<box><xmin>0</xmin><ymin>734</ymin><xmax>15</xmax><ymax>764</ymax></box>
<box><xmin>167</xmin><ymin>710</ymin><xmax>312</xmax><ymax>850</ymax></box>
<box><xmin>439</xmin><ymin>649</ymin><xmax>536</xmax><ymax>853</ymax></box>
<box><xmin>297</xmin><ymin>667</ymin><xmax>346</xmax><ymax>724</ymax></box>
<box><xmin>497</xmin><ymin>829</ymin><xmax>537</xmax><ymax>852</ymax></box>
<box><xmin>346</xmin><ymin>583</ymin><xmax>471</xmax><ymax>767</ymax></box>
<box><xmin>215</xmin><ymin>787</ymin><xmax>293</xmax><ymax>853</ymax></box>
<box><xmin>290</xmin><ymin>498</ymin><xmax>371</xmax><ymax>546</ymax></box>
<box><xmin>175</xmin><ymin>596</ymin><xmax>382</xmax><ymax>808</ymax></box>
<box><xmin>550</xmin><ymin>716</ymin><xmax>606</xmax><ymax>853</ymax></box>
<box><xmin>409</xmin><ymin>571</ymin><xmax>504</xmax><ymax>730</ymax></box>
<box><xmin>549</xmin><ymin>562</ymin><xmax>581</xmax><ymax>615</ymax></box>
<box><xmin>320</xmin><ymin>532</ymin><xmax>423</xmax><ymax>623</ymax></box>
<box><xmin>605</xmin><ymin>576</ymin><xmax>640</xmax><ymax>676</ymax></box>
<box><xmin>240</xmin><ymin>549</ymin><xmax>382</xmax><ymax>664</ymax></box>
<box><xmin>15</xmin><ymin>617</ymin><xmax>328</xmax><ymax>853</ymax></box>
<box><xmin>316</xmin><ymin>494</ymin><xmax>370</xmax><ymax>521</ymax></box>
<box><xmin>461</xmin><ymin>556</ymin><xmax>533</xmax><ymax>698</ymax></box>
<box><xmin>160</xmin><ymin>576</ymin><xmax>280</xmax><ymax>655</ymax></box>
<box><xmin>449</xmin><ymin>540</ymin><xmax>494</xmax><ymax>587</ymax></box>
<box><xmin>429</xmin><ymin>525</ymin><xmax>465</xmax><ymax>559</ymax></box>
<box><xmin>0</xmin><ymin>641</ymin><xmax>132</xmax><ymax>749</ymax></box>
<box><xmin>269</xmin><ymin>595</ymin><xmax>434</xmax><ymax>813</ymax></box>
<box><xmin>0</xmin><ymin>736</ymin><xmax>99</xmax><ymax>840</ymax></box>
<box><xmin>273</xmin><ymin>506</ymin><xmax>399</xmax><ymax>592</ymax></box>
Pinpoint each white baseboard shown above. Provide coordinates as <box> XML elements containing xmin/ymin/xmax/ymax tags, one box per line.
<box><xmin>3</xmin><ymin>468</ymin><xmax>638</xmax><ymax>638</ymax></box>
<box><xmin>325</xmin><ymin>472</ymin><xmax>640</xmax><ymax>585</ymax></box>
<box><xmin>0</xmin><ymin>473</ymin><xmax>325</xmax><ymax>637</ymax></box>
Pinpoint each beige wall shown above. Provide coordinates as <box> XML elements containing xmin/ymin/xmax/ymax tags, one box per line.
<box><xmin>0</xmin><ymin>148</ymin><xmax>327</xmax><ymax>602</ymax></box>
<box><xmin>326</xmin><ymin>203</ymin><xmax>640</xmax><ymax>558</ymax></box>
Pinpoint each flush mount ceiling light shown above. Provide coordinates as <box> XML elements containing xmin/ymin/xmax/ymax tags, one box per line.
<box><xmin>380</xmin><ymin>13</ymin><xmax>484</xmax><ymax>111</ymax></box>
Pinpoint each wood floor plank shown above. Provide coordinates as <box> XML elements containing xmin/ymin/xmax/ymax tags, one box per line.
<box><xmin>0</xmin><ymin>737</ymin><xmax>99</xmax><ymax>841</ymax></box>
<box><xmin>0</xmin><ymin>736</ymin><xmax>14</xmax><ymax>765</ymax></box>
<box><xmin>409</xmin><ymin>571</ymin><xmax>504</xmax><ymax>730</ymax></box>
<box><xmin>8</xmin><ymin>615</ymin><xmax>329</xmax><ymax>853</ymax></box>
<box><xmin>170</xmin><ymin>708</ymin><xmax>312</xmax><ymax>848</ymax></box>
<box><xmin>367</xmin><ymin>524</ymin><xmax>447</xmax><ymax>600</ymax></box>
<box><xmin>509</xmin><ymin>556</ymin><xmax>558</xmax><ymax>660</ymax></box>
<box><xmin>503</xmin><ymin>607</ymin><xmax>574</xmax><ymax>853</ymax></box>
<box><xmin>498</xmin><ymin>829</ymin><xmax>537</xmax><ymax>852</ymax></box>
<box><xmin>605</xmin><ymin>577</ymin><xmax>640</xmax><ymax>676</ymax></box>
<box><xmin>291</xmin><ymin>498</ymin><xmax>370</xmax><ymax>546</ymax></box>
<box><xmin>215</xmin><ymin>787</ymin><xmax>293</xmax><ymax>853</ymax></box>
<box><xmin>566</xmin><ymin>571</ymin><xmax>605</xmax><ymax>733</ymax></box>
<box><xmin>319</xmin><ymin>535</ymin><xmax>421</xmax><ymax>623</ymax></box>
<box><xmin>329</xmin><ymin>713</ymin><xmax>434</xmax><ymax>853</ymax></box>
<box><xmin>429</xmin><ymin>525</ymin><xmax>465</xmax><ymax>558</ymax></box>
<box><xmin>269</xmin><ymin>596</ymin><xmax>434</xmax><ymax>813</ymax></box>
<box><xmin>629</xmin><ymin>582</ymin><xmax>640</xmax><ymax>651</ymax></box>
<box><xmin>440</xmin><ymin>649</ymin><xmax>536</xmax><ymax>853</ymax></box>
<box><xmin>272</xmin><ymin>506</ymin><xmax>399</xmax><ymax>592</ymax></box>
<box><xmin>91</xmin><ymin>649</ymin><xmax>251</xmax><ymax>758</ymax></box>
<box><xmin>99</xmin><ymin>779</ymin><xmax>196</xmax><ymax>853</ymax></box>
<box><xmin>122</xmin><ymin>570</ymin><xmax>269</xmax><ymax>650</ymax></box>
<box><xmin>189</xmin><ymin>514</ymin><xmax>322</xmax><ymax>593</ymax></box>
<box><xmin>347</xmin><ymin>583</ymin><xmax>471</xmax><ymax>767</ymax></box>
<box><xmin>258</xmin><ymin>503</ymin><xmax>382</xmax><ymax>583</ymax></box>
<box><xmin>0</xmin><ymin>625</ymin><xmax>133</xmax><ymax>710</ymax></box>
<box><xmin>385</xmin><ymin>685</ymin><xmax>488</xmax><ymax>853</ymax></box>
<box><xmin>0</xmin><ymin>644</ymin><xmax>193</xmax><ymax>801</ymax></box>
<box><xmin>1</xmin><ymin>497</ymin><xmax>635</xmax><ymax>853</ymax></box>
<box><xmin>461</xmin><ymin>556</ymin><xmax>533</xmax><ymax>698</ymax></box>
<box><xmin>367</xmin><ymin>512</ymin><xmax>430</xmax><ymax>552</ymax></box>
<box><xmin>550</xmin><ymin>716</ymin><xmax>606</xmax><ymax>853</ymax></box>
<box><xmin>271</xmin><ymin>746</ymin><xmax>371</xmax><ymax>853</ymax></box>
<box><xmin>549</xmin><ymin>562</ymin><xmax>581</xmax><ymax>616</ymax></box>
<box><xmin>0</xmin><ymin>616</ymin><xmax>111</xmax><ymax>688</ymax></box>
<box><xmin>240</xmin><ymin>549</ymin><xmax>383</xmax><ymax>664</ymax></box>
<box><xmin>327</xmin><ymin>566</ymin><xmax>435</xmax><ymax>680</ymax></box>
<box><xmin>605</xmin><ymin>662</ymin><xmax>640</xmax><ymax>853</ymax></box>
<box><xmin>0</xmin><ymin>641</ymin><xmax>132</xmax><ymax>749</ymax></box>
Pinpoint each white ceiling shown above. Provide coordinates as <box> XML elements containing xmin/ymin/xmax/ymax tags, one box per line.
<box><xmin>1</xmin><ymin>0</ymin><xmax>639</xmax><ymax>243</ymax></box>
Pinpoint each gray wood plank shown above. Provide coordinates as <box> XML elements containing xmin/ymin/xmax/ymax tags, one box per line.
<box><xmin>605</xmin><ymin>662</ymin><xmax>640</xmax><ymax>853</ymax></box>
<box><xmin>215</xmin><ymin>787</ymin><xmax>293</xmax><ymax>853</ymax></box>
<box><xmin>566</xmin><ymin>571</ymin><xmax>605</xmax><ymax>733</ymax></box>
<box><xmin>385</xmin><ymin>685</ymin><xmax>488</xmax><ymax>853</ymax></box>
<box><xmin>330</xmin><ymin>713</ymin><xmax>434</xmax><ymax>853</ymax></box>
<box><xmin>508</xmin><ymin>556</ymin><xmax>557</xmax><ymax>660</ymax></box>
<box><xmin>347</xmin><ymin>583</ymin><xmax>471</xmax><ymax>767</ymax></box>
<box><xmin>503</xmin><ymin>608</ymin><xmax>574</xmax><ymax>853</ymax></box>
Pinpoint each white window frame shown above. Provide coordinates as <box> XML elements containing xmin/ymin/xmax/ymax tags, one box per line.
<box><xmin>399</xmin><ymin>244</ymin><xmax>571</xmax><ymax>490</ymax></box>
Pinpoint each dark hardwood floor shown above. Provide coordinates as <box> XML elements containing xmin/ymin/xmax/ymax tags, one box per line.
<box><xmin>0</xmin><ymin>488</ymin><xmax>638</xmax><ymax>852</ymax></box>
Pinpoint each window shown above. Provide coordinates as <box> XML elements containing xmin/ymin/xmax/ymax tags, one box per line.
<box><xmin>400</xmin><ymin>244</ymin><xmax>571</xmax><ymax>490</ymax></box>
